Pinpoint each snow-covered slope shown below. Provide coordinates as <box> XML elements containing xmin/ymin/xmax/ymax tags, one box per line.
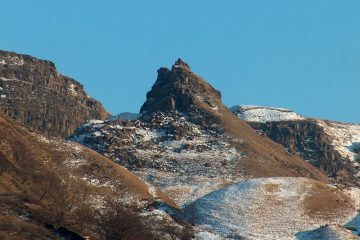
<box><xmin>70</xmin><ymin>112</ymin><xmax>244</xmax><ymax>206</ymax></box>
<box><xmin>181</xmin><ymin>177</ymin><xmax>357</xmax><ymax>240</ymax></box>
<box><xmin>230</xmin><ymin>105</ymin><xmax>305</xmax><ymax>123</ymax></box>
<box><xmin>296</xmin><ymin>225</ymin><xmax>360</xmax><ymax>240</ymax></box>
<box><xmin>316</xmin><ymin>120</ymin><xmax>360</xmax><ymax>163</ymax></box>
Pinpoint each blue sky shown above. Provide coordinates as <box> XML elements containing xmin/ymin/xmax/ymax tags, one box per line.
<box><xmin>1</xmin><ymin>1</ymin><xmax>359</xmax><ymax>122</ymax></box>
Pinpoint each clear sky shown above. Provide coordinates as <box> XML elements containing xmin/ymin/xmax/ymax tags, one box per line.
<box><xmin>1</xmin><ymin>1</ymin><xmax>359</xmax><ymax>122</ymax></box>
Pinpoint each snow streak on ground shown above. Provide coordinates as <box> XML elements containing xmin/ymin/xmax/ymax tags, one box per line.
<box><xmin>31</xmin><ymin>132</ymin><xmax>154</xmax><ymax>209</ymax></box>
<box><xmin>230</xmin><ymin>105</ymin><xmax>305</xmax><ymax>123</ymax></box>
<box><xmin>181</xmin><ymin>177</ymin><xmax>357</xmax><ymax>240</ymax></box>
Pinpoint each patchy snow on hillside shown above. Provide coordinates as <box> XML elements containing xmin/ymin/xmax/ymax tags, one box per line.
<box><xmin>316</xmin><ymin>120</ymin><xmax>360</xmax><ymax>162</ymax></box>
<box><xmin>181</xmin><ymin>177</ymin><xmax>356</xmax><ymax>240</ymax></box>
<box><xmin>0</xmin><ymin>56</ymin><xmax>24</xmax><ymax>66</ymax></box>
<box><xmin>230</xmin><ymin>105</ymin><xmax>305</xmax><ymax>123</ymax></box>
<box><xmin>136</xmin><ymin>169</ymin><xmax>237</xmax><ymax>206</ymax></box>
<box><xmin>70</xmin><ymin>112</ymin><xmax>244</xmax><ymax>205</ymax></box>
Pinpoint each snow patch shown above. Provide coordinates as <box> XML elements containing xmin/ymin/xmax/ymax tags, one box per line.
<box><xmin>82</xmin><ymin>176</ymin><xmax>115</xmax><ymax>189</ymax></box>
<box><xmin>0</xmin><ymin>77</ymin><xmax>19</xmax><ymax>81</ymax></box>
<box><xmin>145</xmin><ymin>182</ymin><xmax>158</xmax><ymax>199</ymax></box>
<box><xmin>63</xmin><ymin>158</ymin><xmax>87</xmax><ymax>168</ymax></box>
<box><xmin>230</xmin><ymin>105</ymin><xmax>305</xmax><ymax>123</ymax></box>
<box><xmin>68</xmin><ymin>83</ymin><xmax>78</xmax><ymax>96</ymax></box>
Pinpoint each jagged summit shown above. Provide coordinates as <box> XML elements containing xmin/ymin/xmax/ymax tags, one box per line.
<box><xmin>172</xmin><ymin>58</ymin><xmax>190</xmax><ymax>69</ymax></box>
<box><xmin>140</xmin><ymin>59</ymin><xmax>222</xmax><ymax>120</ymax></box>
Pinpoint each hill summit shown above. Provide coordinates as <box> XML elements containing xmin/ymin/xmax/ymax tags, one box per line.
<box><xmin>70</xmin><ymin>59</ymin><xmax>328</xmax><ymax>205</ymax></box>
<box><xmin>140</xmin><ymin>58</ymin><xmax>223</xmax><ymax>124</ymax></box>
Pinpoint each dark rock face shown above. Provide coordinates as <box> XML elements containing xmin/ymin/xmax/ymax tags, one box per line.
<box><xmin>248</xmin><ymin>120</ymin><xmax>359</xmax><ymax>186</ymax></box>
<box><xmin>140</xmin><ymin>59</ymin><xmax>222</xmax><ymax>125</ymax></box>
<box><xmin>0</xmin><ymin>50</ymin><xmax>109</xmax><ymax>137</ymax></box>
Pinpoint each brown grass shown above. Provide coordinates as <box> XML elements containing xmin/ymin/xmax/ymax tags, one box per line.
<box><xmin>0</xmin><ymin>112</ymin><xmax>180</xmax><ymax>239</ymax></box>
<box><xmin>194</xmin><ymin>96</ymin><xmax>329</xmax><ymax>183</ymax></box>
<box><xmin>304</xmin><ymin>179</ymin><xmax>354</xmax><ymax>220</ymax></box>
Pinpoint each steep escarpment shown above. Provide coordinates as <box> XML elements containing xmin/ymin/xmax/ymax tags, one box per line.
<box><xmin>70</xmin><ymin>59</ymin><xmax>328</xmax><ymax>205</ymax></box>
<box><xmin>0</xmin><ymin>50</ymin><xmax>109</xmax><ymax>138</ymax></box>
<box><xmin>231</xmin><ymin>105</ymin><xmax>360</xmax><ymax>186</ymax></box>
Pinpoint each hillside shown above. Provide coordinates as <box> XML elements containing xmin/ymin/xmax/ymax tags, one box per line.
<box><xmin>70</xmin><ymin>59</ymin><xmax>328</xmax><ymax>205</ymax></box>
<box><xmin>181</xmin><ymin>177</ymin><xmax>359</xmax><ymax>239</ymax></box>
<box><xmin>1</xmin><ymin>54</ymin><xmax>359</xmax><ymax>239</ymax></box>
<box><xmin>0</xmin><ymin>111</ymin><xmax>190</xmax><ymax>239</ymax></box>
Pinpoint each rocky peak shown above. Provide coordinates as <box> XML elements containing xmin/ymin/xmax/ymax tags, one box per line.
<box><xmin>140</xmin><ymin>59</ymin><xmax>223</xmax><ymax>124</ymax></box>
<box><xmin>0</xmin><ymin>50</ymin><xmax>109</xmax><ymax>138</ymax></box>
<box><xmin>172</xmin><ymin>58</ymin><xmax>190</xmax><ymax>69</ymax></box>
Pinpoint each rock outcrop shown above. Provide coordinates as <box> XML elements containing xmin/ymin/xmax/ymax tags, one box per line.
<box><xmin>0</xmin><ymin>50</ymin><xmax>109</xmax><ymax>138</ymax></box>
<box><xmin>140</xmin><ymin>59</ymin><xmax>222</xmax><ymax>121</ymax></box>
<box><xmin>231</xmin><ymin>105</ymin><xmax>360</xmax><ymax>186</ymax></box>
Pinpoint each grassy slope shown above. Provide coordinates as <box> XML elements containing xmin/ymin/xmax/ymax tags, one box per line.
<box><xmin>189</xmin><ymin>71</ymin><xmax>328</xmax><ymax>182</ymax></box>
<box><xmin>0</xmin><ymin>112</ymin><xmax>178</xmax><ymax>239</ymax></box>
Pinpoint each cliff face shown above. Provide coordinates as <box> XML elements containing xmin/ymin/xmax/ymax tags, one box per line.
<box><xmin>249</xmin><ymin>120</ymin><xmax>357</xmax><ymax>184</ymax></box>
<box><xmin>0</xmin><ymin>50</ymin><xmax>109</xmax><ymax>138</ymax></box>
<box><xmin>231</xmin><ymin>106</ymin><xmax>360</xmax><ymax>186</ymax></box>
